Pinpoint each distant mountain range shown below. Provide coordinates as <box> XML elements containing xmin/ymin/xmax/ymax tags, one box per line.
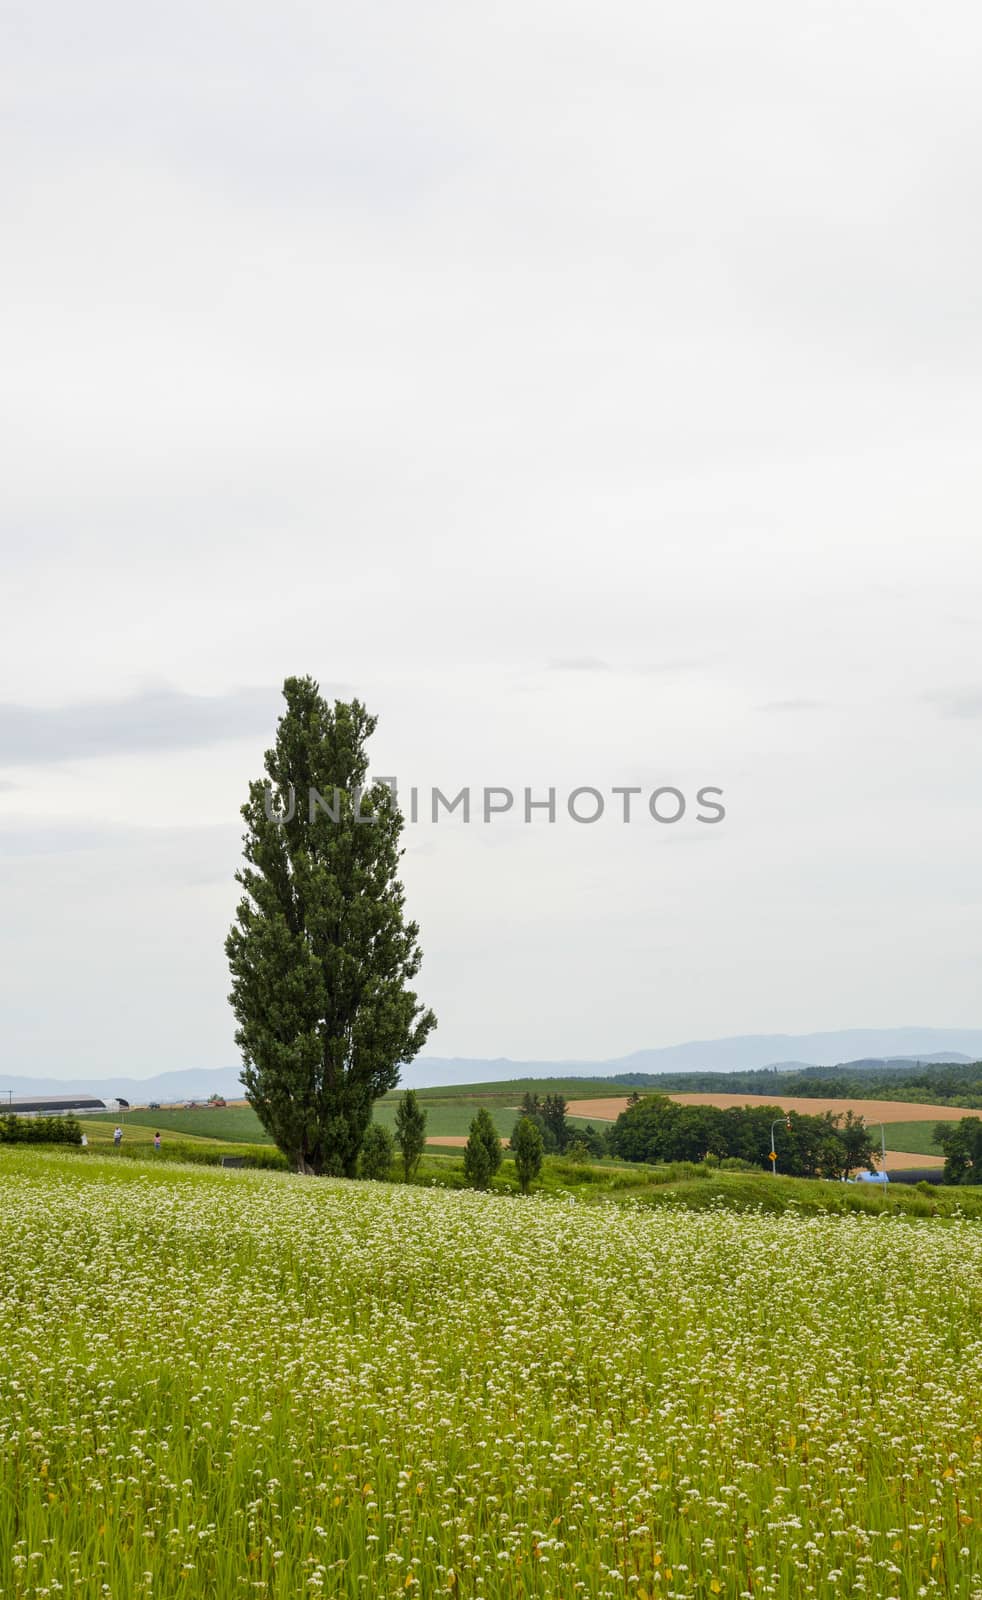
<box><xmin>403</xmin><ymin>1030</ymin><xmax>982</xmax><ymax>1089</ymax></box>
<box><xmin>3</xmin><ymin>1027</ymin><xmax>980</xmax><ymax>1102</ymax></box>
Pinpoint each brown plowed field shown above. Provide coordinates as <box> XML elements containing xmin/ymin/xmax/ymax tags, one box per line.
<box><xmin>567</xmin><ymin>1093</ymin><xmax>982</xmax><ymax>1124</ymax></box>
<box><xmin>878</xmin><ymin>1150</ymin><xmax>945</xmax><ymax>1169</ymax></box>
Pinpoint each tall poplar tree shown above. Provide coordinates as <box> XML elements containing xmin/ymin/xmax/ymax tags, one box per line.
<box><xmin>226</xmin><ymin>676</ymin><xmax>436</xmax><ymax>1176</ymax></box>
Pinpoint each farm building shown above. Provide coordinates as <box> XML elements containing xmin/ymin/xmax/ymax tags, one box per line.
<box><xmin>2</xmin><ymin>1094</ymin><xmax>107</xmax><ymax>1116</ymax></box>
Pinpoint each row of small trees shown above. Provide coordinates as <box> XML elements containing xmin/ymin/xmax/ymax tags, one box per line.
<box><xmin>462</xmin><ymin>1108</ymin><xmax>544</xmax><ymax>1193</ymax></box>
<box><xmin>356</xmin><ymin>1093</ymin><xmax>546</xmax><ymax>1194</ymax></box>
<box><xmin>358</xmin><ymin>1090</ymin><xmax>429</xmax><ymax>1180</ymax></box>
<box><xmin>0</xmin><ymin>1114</ymin><xmax>83</xmax><ymax>1146</ymax></box>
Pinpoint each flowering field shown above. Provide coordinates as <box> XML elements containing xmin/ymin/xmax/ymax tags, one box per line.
<box><xmin>1</xmin><ymin>1150</ymin><xmax>981</xmax><ymax>1600</ymax></box>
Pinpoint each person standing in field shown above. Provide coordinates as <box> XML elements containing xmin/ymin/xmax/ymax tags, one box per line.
<box><xmin>154</xmin><ymin>1132</ymin><xmax>161</xmax><ymax>1152</ymax></box>
<box><xmin>113</xmin><ymin>1126</ymin><xmax>122</xmax><ymax>1149</ymax></box>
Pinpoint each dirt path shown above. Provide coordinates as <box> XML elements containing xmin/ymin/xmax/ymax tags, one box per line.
<box><xmin>427</xmin><ymin>1135</ymin><xmax>508</xmax><ymax>1148</ymax></box>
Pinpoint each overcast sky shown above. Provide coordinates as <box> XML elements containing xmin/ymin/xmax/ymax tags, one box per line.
<box><xmin>2</xmin><ymin>0</ymin><xmax>981</xmax><ymax>1076</ymax></box>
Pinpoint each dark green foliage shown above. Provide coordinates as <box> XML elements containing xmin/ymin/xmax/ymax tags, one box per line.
<box><xmin>936</xmin><ymin>1117</ymin><xmax>982</xmax><ymax>1184</ymax></box>
<box><xmin>541</xmin><ymin>1093</ymin><xmax>571</xmax><ymax>1153</ymax></box>
<box><xmin>463</xmin><ymin>1107</ymin><xmax>501</xmax><ymax>1188</ymax></box>
<box><xmin>513</xmin><ymin>1091</ymin><xmax>571</xmax><ymax>1153</ymax></box>
<box><xmin>226</xmin><ymin>677</ymin><xmax>436</xmax><ymax>1177</ymax></box>
<box><xmin>835</xmin><ymin>1109</ymin><xmax>876</xmax><ymax>1177</ymax></box>
<box><xmin>393</xmin><ymin>1089</ymin><xmax>427</xmax><ymax>1181</ymax></box>
<box><xmin>359</xmin><ymin>1123</ymin><xmax>395</xmax><ymax>1181</ymax></box>
<box><xmin>511</xmin><ymin>1116</ymin><xmax>544</xmax><ymax>1194</ymax></box>
<box><xmin>0</xmin><ymin>1114</ymin><xmax>82</xmax><ymax>1146</ymax></box>
<box><xmin>575</xmin><ymin>1123</ymin><xmax>608</xmax><ymax>1158</ymax></box>
<box><xmin>462</xmin><ymin>1133</ymin><xmax>491</xmax><ymax>1188</ymax></box>
<box><xmin>562</xmin><ymin>1125</ymin><xmax>609</xmax><ymax>1163</ymax></box>
<box><xmin>608</xmin><ymin>1094</ymin><xmax>876</xmax><ymax>1178</ymax></box>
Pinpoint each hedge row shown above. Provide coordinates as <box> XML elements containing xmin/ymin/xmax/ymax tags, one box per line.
<box><xmin>0</xmin><ymin>1114</ymin><xmax>83</xmax><ymax>1146</ymax></box>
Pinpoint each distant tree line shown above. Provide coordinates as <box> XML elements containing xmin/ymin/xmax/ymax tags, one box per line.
<box><xmin>610</xmin><ymin>1059</ymin><xmax>982</xmax><ymax>1108</ymax></box>
<box><xmin>608</xmin><ymin>1094</ymin><xmax>876</xmax><ymax>1178</ymax></box>
<box><xmin>0</xmin><ymin>1114</ymin><xmax>82</xmax><ymax>1146</ymax></box>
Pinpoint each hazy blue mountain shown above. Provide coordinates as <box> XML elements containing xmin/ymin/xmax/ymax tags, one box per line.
<box><xmin>400</xmin><ymin>1030</ymin><xmax>982</xmax><ymax>1087</ymax></box>
<box><xmin>0</xmin><ymin>1067</ymin><xmax>248</xmax><ymax>1104</ymax></box>
<box><xmin>4</xmin><ymin>1027</ymin><xmax>980</xmax><ymax>1101</ymax></box>
<box><xmin>594</xmin><ymin>1028</ymin><xmax>982</xmax><ymax>1078</ymax></box>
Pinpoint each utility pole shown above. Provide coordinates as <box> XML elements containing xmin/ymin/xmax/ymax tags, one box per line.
<box><xmin>770</xmin><ymin>1111</ymin><xmax>793</xmax><ymax>1175</ymax></box>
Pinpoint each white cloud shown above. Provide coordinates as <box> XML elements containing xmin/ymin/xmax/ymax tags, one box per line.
<box><xmin>1</xmin><ymin>0</ymin><xmax>981</xmax><ymax>1071</ymax></box>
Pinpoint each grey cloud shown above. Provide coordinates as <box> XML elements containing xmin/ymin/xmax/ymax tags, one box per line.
<box><xmin>550</xmin><ymin>657</ymin><xmax>612</xmax><ymax>673</ymax></box>
<box><xmin>0</xmin><ymin>685</ymin><xmax>292</xmax><ymax>766</ymax></box>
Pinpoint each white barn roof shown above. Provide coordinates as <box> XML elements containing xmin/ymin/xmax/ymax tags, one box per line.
<box><xmin>2</xmin><ymin>1094</ymin><xmax>107</xmax><ymax>1114</ymax></box>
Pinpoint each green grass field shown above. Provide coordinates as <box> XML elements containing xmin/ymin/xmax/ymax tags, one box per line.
<box><xmin>87</xmin><ymin>1104</ymin><xmax>275</xmax><ymax>1143</ymax></box>
<box><xmin>880</xmin><ymin>1120</ymin><xmax>946</xmax><ymax>1156</ymax></box>
<box><xmin>87</xmin><ymin>1093</ymin><xmax>608</xmax><ymax>1147</ymax></box>
<box><xmin>81</xmin><ymin>1115</ymin><xmax>230</xmax><ymax>1147</ymax></box>
<box><xmin>2</xmin><ymin>1147</ymin><xmax>981</xmax><ymax>1599</ymax></box>
<box><xmin>374</xmin><ymin>1100</ymin><xmax>601</xmax><ymax>1139</ymax></box>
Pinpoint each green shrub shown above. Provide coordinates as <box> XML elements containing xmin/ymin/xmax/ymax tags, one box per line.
<box><xmin>464</xmin><ymin>1109</ymin><xmax>502</xmax><ymax>1189</ymax></box>
<box><xmin>359</xmin><ymin>1124</ymin><xmax>395</xmax><ymax>1181</ymax></box>
<box><xmin>511</xmin><ymin>1116</ymin><xmax>544</xmax><ymax>1195</ymax></box>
